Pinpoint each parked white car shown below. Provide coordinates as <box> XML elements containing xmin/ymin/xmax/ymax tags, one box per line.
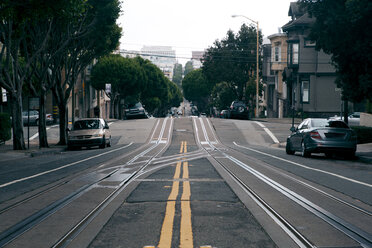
<box><xmin>330</xmin><ymin>112</ymin><xmax>360</xmax><ymax>126</ymax></box>
<box><xmin>67</xmin><ymin>118</ymin><xmax>111</xmax><ymax>149</ymax></box>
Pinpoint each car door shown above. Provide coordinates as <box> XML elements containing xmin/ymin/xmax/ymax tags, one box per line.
<box><xmin>291</xmin><ymin>119</ymin><xmax>309</xmax><ymax>150</ymax></box>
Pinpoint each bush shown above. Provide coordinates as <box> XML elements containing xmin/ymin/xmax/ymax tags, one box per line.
<box><xmin>0</xmin><ymin>113</ymin><xmax>11</xmax><ymax>143</ymax></box>
<box><xmin>351</xmin><ymin>126</ymin><xmax>372</xmax><ymax>144</ymax></box>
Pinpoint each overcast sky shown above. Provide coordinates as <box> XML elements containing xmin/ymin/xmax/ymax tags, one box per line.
<box><xmin>118</xmin><ymin>0</ymin><xmax>293</xmax><ymax>64</ymax></box>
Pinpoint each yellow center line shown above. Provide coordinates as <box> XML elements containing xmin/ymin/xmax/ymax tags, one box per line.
<box><xmin>158</xmin><ymin>141</ymin><xmax>194</xmax><ymax>248</ymax></box>
<box><xmin>181</xmin><ymin>158</ymin><xmax>193</xmax><ymax>248</ymax></box>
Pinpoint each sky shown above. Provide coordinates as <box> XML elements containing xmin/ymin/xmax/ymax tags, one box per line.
<box><xmin>118</xmin><ymin>0</ymin><xmax>293</xmax><ymax>65</ymax></box>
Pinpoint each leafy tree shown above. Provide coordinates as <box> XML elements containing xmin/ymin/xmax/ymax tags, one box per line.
<box><xmin>211</xmin><ymin>82</ymin><xmax>236</xmax><ymax>110</ymax></box>
<box><xmin>51</xmin><ymin>0</ymin><xmax>121</xmax><ymax>145</ymax></box>
<box><xmin>184</xmin><ymin>61</ymin><xmax>194</xmax><ymax>77</ymax></box>
<box><xmin>182</xmin><ymin>69</ymin><xmax>211</xmax><ymax>112</ymax></box>
<box><xmin>91</xmin><ymin>54</ymin><xmax>142</xmax><ymax>119</ymax></box>
<box><xmin>172</xmin><ymin>63</ymin><xmax>183</xmax><ymax>87</ymax></box>
<box><xmin>0</xmin><ymin>0</ymin><xmax>79</xmax><ymax>150</ymax></box>
<box><xmin>135</xmin><ymin>57</ymin><xmax>182</xmax><ymax>116</ymax></box>
<box><xmin>300</xmin><ymin>0</ymin><xmax>372</xmax><ymax>104</ymax></box>
<box><xmin>202</xmin><ymin>24</ymin><xmax>262</xmax><ymax>101</ymax></box>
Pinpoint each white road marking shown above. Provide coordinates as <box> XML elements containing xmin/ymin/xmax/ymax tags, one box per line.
<box><xmin>254</xmin><ymin>121</ymin><xmax>279</xmax><ymax>144</ymax></box>
<box><xmin>0</xmin><ymin>142</ymin><xmax>134</xmax><ymax>188</ymax></box>
<box><xmin>233</xmin><ymin>142</ymin><xmax>372</xmax><ymax>188</ymax></box>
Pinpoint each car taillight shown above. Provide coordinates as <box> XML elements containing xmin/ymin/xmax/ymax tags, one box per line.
<box><xmin>310</xmin><ymin>131</ymin><xmax>321</xmax><ymax>140</ymax></box>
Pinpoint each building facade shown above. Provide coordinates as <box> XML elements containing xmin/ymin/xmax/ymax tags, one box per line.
<box><xmin>282</xmin><ymin>2</ymin><xmax>342</xmax><ymax>118</ymax></box>
<box><xmin>268</xmin><ymin>32</ymin><xmax>288</xmax><ymax>118</ymax></box>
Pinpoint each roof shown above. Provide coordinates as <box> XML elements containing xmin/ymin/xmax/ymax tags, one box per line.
<box><xmin>282</xmin><ymin>12</ymin><xmax>315</xmax><ymax>31</ymax></box>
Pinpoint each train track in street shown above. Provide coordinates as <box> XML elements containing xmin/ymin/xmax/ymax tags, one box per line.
<box><xmin>194</xmin><ymin>117</ymin><xmax>372</xmax><ymax>248</ymax></box>
<box><xmin>0</xmin><ymin>116</ymin><xmax>371</xmax><ymax>247</ymax></box>
<box><xmin>0</xmin><ymin>118</ymin><xmax>173</xmax><ymax>247</ymax></box>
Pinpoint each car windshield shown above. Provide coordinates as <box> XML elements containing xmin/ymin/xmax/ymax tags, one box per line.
<box><xmin>128</xmin><ymin>103</ymin><xmax>142</xmax><ymax>108</ymax></box>
<box><xmin>311</xmin><ymin>119</ymin><xmax>349</xmax><ymax>128</ymax></box>
<box><xmin>73</xmin><ymin>120</ymin><xmax>100</xmax><ymax>130</ymax></box>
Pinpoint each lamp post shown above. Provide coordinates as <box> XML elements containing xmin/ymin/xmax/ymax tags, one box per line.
<box><xmin>232</xmin><ymin>15</ymin><xmax>259</xmax><ymax>118</ymax></box>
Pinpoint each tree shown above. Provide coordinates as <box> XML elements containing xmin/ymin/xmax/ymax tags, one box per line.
<box><xmin>184</xmin><ymin>61</ymin><xmax>194</xmax><ymax>77</ymax></box>
<box><xmin>300</xmin><ymin>0</ymin><xmax>372</xmax><ymax>104</ymax></box>
<box><xmin>172</xmin><ymin>63</ymin><xmax>183</xmax><ymax>87</ymax></box>
<box><xmin>202</xmin><ymin>24</ymin><xmax>262</xmax><ymax>101</ymax></box>
<box><xmin>211</xmin><ymin>82</ymin><xmax>236</xmax><ymax>110</ymax></box>
<box><xmin>182</xmin><ymin>69</ymin><xmax>211</xmax><ymax>112</ymax></box>
<box><xmin>51</xmin><ymin>0</ymin><xmax>121</xmax><ymax>145</ymax></box>
<box><xmin>0</xmin><ymin>0</ymin><xmax>72</xmax><ymax>150</ymax></box>
<box><xmin>91</xmin><ymin>55</ymin><xmax>144</xmax><ymax>118</ymax></box>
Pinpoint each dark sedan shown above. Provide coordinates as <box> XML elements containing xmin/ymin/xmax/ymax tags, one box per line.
<box><xmin>124</xmin><ymin>102</ymin><xmax>148</xmax><ymax>119</ymax></box>
<box><xmin>286</xmin><ymin>118</ymin><xmax>357</xmax><ymax>158</ymax></box>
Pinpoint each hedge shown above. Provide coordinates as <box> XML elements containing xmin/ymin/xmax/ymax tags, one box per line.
<box><xmin>0</xmin><ymin>112</ymin><xmax>11</xmax><ymax>143</ymax></box>
<box><xmin>351</xmin><ymin>126</ymin><xmax>372</xmax><ymax>144</ymax></box>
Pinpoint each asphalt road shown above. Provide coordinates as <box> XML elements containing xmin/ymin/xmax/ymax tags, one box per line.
<box><xmin>0</xmin><ymin>115</ymin><xmax>371</xmax><ymax>248</ymax></box>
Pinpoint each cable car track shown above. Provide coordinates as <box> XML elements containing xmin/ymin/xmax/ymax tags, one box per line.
<box><xmin>194</xmin><ymin>117</ymin><xmax>372</xmax><ymax>248</ymax></box>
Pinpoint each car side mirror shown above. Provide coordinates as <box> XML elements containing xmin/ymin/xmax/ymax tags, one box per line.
<box><xmin>104</xmin><ymin>125</ymin><xmax>109</xmax><ymax>129</ymax></box>
<box><xmin>290</xmin><ymin>126</ymin><xmax>296</xmax><ymax>132</ymax></box>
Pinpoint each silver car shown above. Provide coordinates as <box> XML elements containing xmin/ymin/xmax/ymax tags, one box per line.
<box><xmin>286</xmin><ymin>118</ymin><xmax>357</xmax><ymax>158</ymax></box>
<box><xmin>67</xmin><ymin>118</ymin><xmax>111</xmax><ymax>149</ymax></box>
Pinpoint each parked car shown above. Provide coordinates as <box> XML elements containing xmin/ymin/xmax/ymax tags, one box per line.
<box><xmin>330</xmin><ymin>112</ymin><xmax>360</xmax><ymax>126</ymax></box>
<box><xmin>124</xmin><ymin>102</ymin><xmax>148</xmax><ymax>119</ymax></box>
<box><xmin>67</xmin><ymin>118</ymin><xmax>111</xmax><ymax>149</ymax></box>
<box><xmin>228</xmin><ymin>101</ymin><xmax>249</xmax><ymax>119</ymax></box>
<box><xmin>220</xmin><ymin>110</ymin><xmax>228</xmax><ymax>118</ymax></box>
<box><xmin>22</xmin><ymin>110</ymin><xmax>39</xmax><ymax>125</ymax></box>
<box><xmin>22</xmin><ymin>110</ymin><xmax>54</xmax><ymax>126</ymax></box>
<box><xmin>286</xmin><ymin>118</ymin><xmax>357</xmax><ymax>158</ymax></box>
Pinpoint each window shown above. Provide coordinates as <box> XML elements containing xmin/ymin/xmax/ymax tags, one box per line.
<box><xmin>292</xmin><ymin>43</ymin><xmax>299</xmax><ymax>64</ymax></box>
<box><xmin>288</xmin><ymin>42</ymin><xmax>299</xmax><ymax>66</ymax></box>
<box><xmin>271</xmin><ymin>44</ymin><xmax>281</xmax><ymax>62</ymax></box>
<box><xmin>302</xmin><ymin>80</ymin><xmax>309</xmax><ymax>103</ymax></box>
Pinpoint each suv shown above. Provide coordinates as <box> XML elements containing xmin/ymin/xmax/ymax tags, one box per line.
<box><xmin>124</xmin><ymin>102</ymin><xmax>148</xmax><ymax>119</ymax></box>
<box><xmin>229</xmin><ymin>101</ymin><xmax>249</xmax><ymax>119</ymax></box>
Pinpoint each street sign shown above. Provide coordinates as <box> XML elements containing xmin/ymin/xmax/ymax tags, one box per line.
<box><xmin>29</xmin><ymin>97</ymin><xmax>40</xmax><ymax>110</ymax></box>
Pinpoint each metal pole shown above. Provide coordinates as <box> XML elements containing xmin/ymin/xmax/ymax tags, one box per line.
<box><xmin>256</xmin><ymin>22</ymin><xmax>259</xmax><ymax>118</ymax></box>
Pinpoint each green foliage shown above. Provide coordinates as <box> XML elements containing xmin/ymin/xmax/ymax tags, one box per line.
<box><xmin>184</xmin><ymin>61</ymin><xmax>194</xmax><ymax>77</ymax></box>
<box><xmin>351</xmin><ymin>126</ymin><xmax>372</xmax><ymax>144</ymax></box>
<box><xmin>300</xmin><ymin>0</ymin><xmax>372</xmax><ymax>102</ymax></box>
<box><xmin>211</xmin><ymin>82</ymin><xmax>236</xmax><ymax>110</ymax></box>
<box><xmin>0</xmin><ymin>113</ymin><xmax>11</xmax><ymax>143</ymax></box>
<box><xmin>91</xmin><ymin>54</ymin><xmax>144</xmax><ymax>98</ymax></box>
<box><xmin>182</xmin><ymin>69</ymin><xmax>211</xmax><ymax>112</ymax></box>
<box><xmin>202</xmin><ymin>24</ymin><xmax>262</xmax><ymax>101</ymax></box>
<box><xmin>172</xmin><ymin>63</ymin><xmax>183</xmax><ymax>87</ymax></box>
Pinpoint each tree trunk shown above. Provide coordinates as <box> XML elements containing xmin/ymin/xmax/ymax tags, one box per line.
<box><xmin>38</xmin><ymin>92</ymin><xmax>49</xmax><ymax>148</ymax></box>
<box><xmin>57</xmin><ymin>101</ymin><xmax>68</xmax><ymax>145</ymax></box>
<box><xmin>10</xmin><ymin>93</ymin><xmax>26</xmax><ymax>150</ymax></box>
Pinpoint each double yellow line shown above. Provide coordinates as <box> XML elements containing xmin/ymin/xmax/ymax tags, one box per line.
<box><xmin>158</xmin><ymin>141</ymin><xmax>193</xmax><ymax>248</ymax></box>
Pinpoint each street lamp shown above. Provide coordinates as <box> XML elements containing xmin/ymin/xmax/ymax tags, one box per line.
<box><xmin>232</xmin><ymin>14</ymin><xmax>259</xmax><ymax>118</ymax></box>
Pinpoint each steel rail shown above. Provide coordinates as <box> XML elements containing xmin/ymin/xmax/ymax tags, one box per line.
<box><xmin>193</xmin><ymin>117</ymin><xmax>315</xmax><ymax>247</ymax></box>
<box><xmin>195</xmin><ymin>117</ymin><xmax>372</xmax><ymax>248</ymax></box>
<box><xmin>0</xmin><ymin>118</ymin><xmax>172</xmax><ymax>247</ymax></box>
<box><xmin>52</xmin><ymin>118</ymin><xmax>174</xmax><ymax>248</ymax></box>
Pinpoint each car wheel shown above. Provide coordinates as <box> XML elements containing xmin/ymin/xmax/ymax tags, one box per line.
<box><xmin>99</xmin><ymin>137</ymin><xmax>106</xmax><ymax>149</ymax></box>
<box><xmin>286</xmin><ymin>140</ymin><xmax>295</xmax><ymax>155</ymax></box>
<box><xmin>325</xmin><ymin>152</ymin><xmax>333</xmax><ymax>158</ymax></box>
<box><xmin>344</xmin><ymin>151</ymin><xmax>355</xmax><ymax>160</ymax></box>
<box><xmin>301</xmin><ymin>141</ymin><xmax>310</xmax><ymax>157</ymax></box>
